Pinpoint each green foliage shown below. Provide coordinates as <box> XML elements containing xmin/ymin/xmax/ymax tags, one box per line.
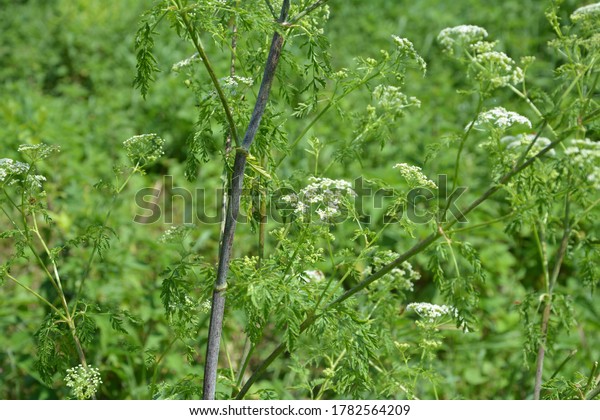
<box><xmin>1</xmin><ymin>0</ymin><xmax>599</xmax><ymax>401</ymax></box>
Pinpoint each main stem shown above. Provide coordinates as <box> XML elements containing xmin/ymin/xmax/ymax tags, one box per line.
<box><xmin>202</xmin><ymin>0</ymin><xmax>290</xmax><ymax>400</ymax></box>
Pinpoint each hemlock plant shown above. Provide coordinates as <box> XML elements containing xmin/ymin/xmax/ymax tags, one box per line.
<box><xmin>0</xmin><ymin>0</ymin><xmax>599</xmax><ymax>400</ymax></box>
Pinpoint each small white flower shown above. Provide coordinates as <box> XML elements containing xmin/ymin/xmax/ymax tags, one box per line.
<box><xmin>172</xmin><ymin>53</ymin><xmax>200</xmax><ymax>72</ymax></box>
<box><xmin>438</xmin><ymin>25</ymin><xmax>489</xmax><ymax>54</ymax></box>
<box><xmin>393</xmin><ymin>163</ymin><xmax>438</xmax><ymax>189</ymax></box>
<box><xmin>571</xmin><ymin>2</ymin><xmax>600</xmax><ymax>21</ymax></box>
<box><xmin>406</xmin><ymin>302</ymin><xmax>457</xmax><ymax>321</ymax></box>
<box><xmin>200</xmin><ymin>300</ymin><xmax>212</xmax><ymax>314</ymax></box>
<box><xmin>331</xmin><ymin>68</ymin><xmax>349</xmax><ymax>80</ymax></box>
<box><xmin>123</xmin><ymin>133</ymin><xmax>165</xmax><ymax>165</ymax></box>
<box><xmin>17</xmin><ymin>143</ymin><xmax>61</xmax><ymax>160</ymax></box>
<box><xmin>391</xmin><ymin>35</ymin><xmax>427</xmax><ymax>73</ymax></box>
<box><xmin>564</xmin><ymin>138</ymin><xmax>600</xmax><ymax>188</ymax></box>
<box><xmin>0</xmin><ymin>158</ymin><xmax>30</xmax><ymax>184</ymax></box>
<box><xmin>281</xmin><ymin>194</ymin><xmax>297</xmax><ymax>203</ymax></box>
<box><xmin>64</xmin><ymin>364</ymin><xmax>102</xmax><ymax>400</ymax></box>
<box><xmin>473</xmin><ymin>107</ymin><xmax>531</xmax><ymax>130</ymax></box>
<box><xmin>302</xmin><ymin>270</ymin><xmax>325</xmax><ymax>283</ymax></box>
<box><xmin>374</xmin><ymin>85</ymin><xmax>421</xmax><ymax>111</ymax></box>
<box><xmin>371</xmin><ymin>251</ymin><xmax>419</xmax><ymax>291</ymax></box>
<box><xmin>472</xmin><ymin>51</ymin><xmax>523</xmax><ymax>88</ymax></box>
<box><xmin>287</xmin><ymin>177</ymin><xmax>356</xmax><ymax>223</ymax></box>
<box><xmin>501</xmin><ymin>134</ymin><xmax>555</xmax><ymax>157</ymax></box>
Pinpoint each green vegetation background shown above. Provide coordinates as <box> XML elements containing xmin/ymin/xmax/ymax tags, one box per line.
<box><xmin>1</xmin><ymin>0</ymin><xmax>597</xmax><ymax>399</ymax></box>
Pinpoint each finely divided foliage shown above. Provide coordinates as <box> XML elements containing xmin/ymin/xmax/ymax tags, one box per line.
<box><xmin>0</xmin><ymin>0</ymin><xmax>599</xmax><ymax>401</ymax></box>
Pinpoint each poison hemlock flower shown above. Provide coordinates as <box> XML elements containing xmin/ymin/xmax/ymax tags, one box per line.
<box><xmin>471</xmin><ymin>107</ymin><xmax>531</xmax><ymax>131</ymax></box>
<box><xmin>406</xmin><ymin>302</ymin><xmax>457</xmax><ymax>321</ymax></box>
<box><xmin>391</xmin><ymin>35</ymin><xmax>427</xmax><ymax>73</ymax></box>
<box><xmin>571</xmin><ymin>2</ymin><xmax>600</xmax><ymax>21</ymax></box>
<box><xmin>374</xmin><ymin>85</ymin><xmax>421</xmax><ymax>111</ymax></box>
<box><xmin>17</xmin><ymin>143</ymin><xmax>61</xmax><ymax>161</ymax></box>
<box><xmin>472</xmin><ymin>51</ymin><xmax>524</xmax><ymax>88</ymax></box>
<box><xmin>331</xmin><ymin>68</ymin><xmax>349</xmax><ymax>80</ymax></box>
<box><xmin>437</xmin><ymin>25</ymin><xmax>489</xmax><ymax>55</ymax></box>
<box><xmin>369</xmin><ymin>250</ymin><xmax>420</xmax><ymax>291</ymax></box>
<box><xmin>123</xmin><ymin>133</ymin><xmax>165</xmax><ymax>166</ymax></box>
<box><xmin>171</xmin><ymin>53</ymin><xmax>200</xmax><ymax>72</ymax></box>
<box><xmin>220</xmin><ymin>75</ymin><xmax>253</xmax><ymax>96</ymax></box>
<box><xmin>501</xmin><ymin>134</ymin><xmax>555</xmax><ymax>157</ymax></box>
<box><xmin>282</xmin><ymin>177</ymin><xmax>356</xmax><ymax>223</ymax></box>
<box><xmin>302</xmin><ymin>269</ymin><xmax>325</xmax><ymax>283</ymax></box>
<box><xmin>64</xmin><ymin>364</ymin><xmax>102</xmax><ymax>400</ymax></box>
<box><xmin>0</xmin><ymin>158</ymin><xmax>30</xmax><ymax>185</ymax></box>
<box><xmin>565</xmin><ymin>138</ymin><xmax>600</xmax><ymax>187</ymax></box>
<box><xmin>0</xmin><ymin>158</ymin><xmax>47</xmax><ymax>191</ymax></box>
<box><xmin>200</xmin><ymin>299</ymin><xmax>212</xmax><ymax>314</ymax></box>
<box><xmin>438</xmin><ymin>25</ymin><xmax>523</xmax><ymax>90</ymax></box>
<box><xmin>158</xmin><ymin>225</ymin><xmax>194</xmax><ymax>244</ymax></box>
<box><xmin>393</xmin><ymin>163</ymin><xmax>438</xmax><ymax>189</ymax></box>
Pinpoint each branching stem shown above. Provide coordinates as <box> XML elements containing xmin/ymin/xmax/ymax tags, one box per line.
<box><xmin>202</xmin><ymin>0</ymin><xmax>290</xmax><ymax>400</ymax></box>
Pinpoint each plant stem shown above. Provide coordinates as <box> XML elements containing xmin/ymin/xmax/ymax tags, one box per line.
<box><xmin>447</xmin><ymin>95</ymin><xmax>483</xmax><ymax>205</ymax></box>
<box><xmin>202</xmin><ymin>0</ymin><xmax>290</xmax><ymax>400</ymax></box>
<box><xmin>176</xmin><ymin>1</ymin><xmax>240</xmax><ymax>147</ymax></box>
<box><xmin>5</xmin><ymin>273</ymin><xmax>64</xmax><ymax>317</ymax></box>
<box><xmin>72</xmin><ymin>162</ymin><xmax>139</xmax><ymax>316</ymax></box>
<box><xmin>257</xmin><ymin>157</ymin><xmax>268</xmax><ymax>267</ymax></box>
<box><xmin>289</xmin><ymin>0</ymin><xmax>330</xmax><ymax>24</ymax></box>
<box><xmin>534</xmin><ymin>189</ymin><xmax>571</xmax><ymax>399</ymax></box>
<box><xmin>149</xmin><ymin>335</ymin><xmax>179</xmax><ymax>398</ymax></box>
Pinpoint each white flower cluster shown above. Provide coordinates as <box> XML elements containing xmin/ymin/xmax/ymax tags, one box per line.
<box><xmin>368</xmin><ymin>250</ymin><xmax>420</xmax><ymax>291</ymax></box>
<box><xmin>501</xmin><ymin>134</ymin><xmax>555</xmax><ymax>157</ymax></box>
<box><xmin>172</xmin><ymin>53</ymin><xmax>200</xmax><ymax>72</ymax></box>
<box><xmin>473</xmin><ymin>51</ymin><xmax>524</xmax><ymax>88</ymax></box>
<box><xmin>571</xmin><ymin>2</ymin><xmax>600</xmax><ymax>21</ymax></box>
<box><xmin>437</xmin><ymin>25</ymin><xmax>489</xmax><ymax>55</ymax></box>
<box><xmin>393</xmin><ymin>163</ymin><xmax>438</xmax><ymax>189</ymax></box>
<box><xmin>473</xmin><ymin>107</ymin><xmax>531</xmax><ymax>130</ymax></box>
<box><xmin>406</xmin><ymin>302</ymin><xmax>457</xmax><ymax>321</ymax></box>
<box><xmin>391</xmin><ymin>35</ymin><xmax>427</xmax><ymax>73</ymax></box>
<box><xmin>0</xmin><ymin>158</ymin><xmax>29</xmax><ymax>184</ymax></box>
<box><xmin>167</xmin><ymin>293</ymin><xmax>199</xmax><ymax>315</ymax></box>
<box><xmin>331</xmin><ymin>68</ymin><xmax>349</xmax><ymax>80</ymax></box>
<box><xmin>565</xmin><ymin>138</ymin><xmax>600</xmax><ymax>187</ymax></box>
<box><xmin>200</xmin><ymin>299</ymin><xmax>212</xmax><ymax>314</ymax></box>
<box><xmin>158</xmin><ymin>225</ymin><xmax>193</xmax><ymax>243</ymax></box>
<box><xmin>302</xmin><ymin>269</ymin><xmax>325</xmax><ymax>283</ymax></box>
<box><xmin>123</xmin><ymin>133</ymin><xmax>165</xmax><ymax>165</ymax></box>
<box><xmin>374</xmin><ymin>85</ymin><xmax>421</xmax><ymax>111</ymax></box>
<box><xmin>438</xmin><ymin>25</ymin><xmax>523</xmax><ymax>89</ymax></box>
<box><xmin>282</xmin><ymin>177</ymin><xmax>355</xmax><ymax>222</ymax></box>
<box><xmin>64</xmin><ymin>364</ymin><xmax>102</xmax><ymax>400</ymax></box>
<box><xmin>17</xmin><ymin>143</ymin><xmax>60</xmax><ymax>160</ymax></box>
<box><xmin>0</xmin><ymin>158</ymin><xmax>47</xmax><ymax>190</ymax></box>
<box><xmin>220</xmin><ymin>75</ymin><xmax>253</xmax><ymax>95</ymax></box>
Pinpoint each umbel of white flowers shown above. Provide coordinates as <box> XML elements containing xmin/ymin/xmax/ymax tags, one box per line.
<box><xmin>64</xmin><ymin>364</ymin><xmax>102</xmax><ymax>400</ymax></box>
<box><xmin>282</xmin><ymin>177</ymin><xmax>356</xmax><ymax>222</ymax></box>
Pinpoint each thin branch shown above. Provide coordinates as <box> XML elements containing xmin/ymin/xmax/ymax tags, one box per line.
<box><xmin>202</xmin><ymin>0</ymin><xmax>291</xmax><ymax>400</ymax></box>
<box><xmin>5</xmin><ymin>273</ymin><xmax>64</xmax><ymax>318</ymax></box>
<box><xmin>178</xmin><ymin>7</ymin><xmax>240</xmax><ymax>147</ymax></box>
<box><xmin>534</xmin><ymin>189</ymin><xmax>571</xmax><ymax>399</ymax></box>
<box><xmin>289</xmin><ymin>0</ymin><xmax>330</xmax><ymax>24</ymax></box>
<box><xmin>263</xmin><ymin>0</ymin><xmax>277</xmax><ymax>19</ymax></box>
